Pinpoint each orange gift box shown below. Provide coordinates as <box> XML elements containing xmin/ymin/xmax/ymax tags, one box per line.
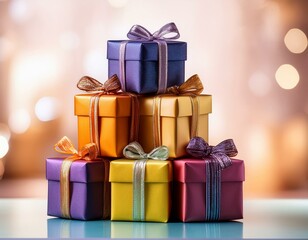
<box><xmin>138</xmin><ymin>95</ymin><xmax>212</xmax><ymax>158</ymax></box>
<box><xmin>74</xmin><ymin>94</ymin><xmax>133</xmax><ymax>158</ymax></box>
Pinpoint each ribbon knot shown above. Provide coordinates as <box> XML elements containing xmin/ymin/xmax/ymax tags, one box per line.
<box><xmin>123</xmin><ymin>141</ymin><xmax>169</xmax><ymax>160</ymax></box>
<box><xmin>127</xmin><ymin>22</ymin><xmax>180</xmax><ymax>41</ymax></box>
<box><xmin>77</xmin><ymin>74</ymin><xmax>122</xmax><ymax>94</ymax></box>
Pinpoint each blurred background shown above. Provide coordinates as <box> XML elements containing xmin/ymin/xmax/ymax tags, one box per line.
<box><xmin>0</xmin><ymin>0</ymin><xmax>307</xmax><ymax>198</ymax></box>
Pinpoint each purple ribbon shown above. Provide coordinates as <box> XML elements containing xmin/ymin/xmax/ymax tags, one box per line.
<box><xmin>186</xmin><ymin>137</ymin><xmax>238</xmax><ymax>221</ymax></box>
<box><xmin>119</xmin><ymin>23</ymin><xmax>180</xmax><ymax>94</ymax></box>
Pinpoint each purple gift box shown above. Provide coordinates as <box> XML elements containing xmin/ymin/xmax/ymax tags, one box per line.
<box><xmin>172</xmin><ymin>158</ymin><xmax>245</xmax><ymax>222</ymax></box>
<box><xmin>46</xmin><ymin>157</ymin><xmax>110</xmax><ymax>220</ymax></box>
<box><xmin>107</xmin><ymin>40</ymin><xmax>187</xmax><ymax>94</ymax></box>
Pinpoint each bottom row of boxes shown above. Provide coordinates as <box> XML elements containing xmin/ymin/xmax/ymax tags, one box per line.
<box><xmin>46</xmin><ymin>157</ymin><xmax>245</xmax><ymax>222</ymax></box>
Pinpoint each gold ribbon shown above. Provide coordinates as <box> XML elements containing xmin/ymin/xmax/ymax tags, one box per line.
<box><xmin>123</xmin><ymin>142</ymin><xmax>169</xmax><ymax>221</ymax></box>
<box><xmin>77</xmin><ymin>74</ymin><xmax>139</xmax><ymax>154</ymax></box>
<box><xmin>54</xmin><ymin>136</ymin><xmax>98</xmax><ymax>219</ymax></box>
<box><xmin>153</xmin><ymin>74</ymin><xmax>204</xmax><ymax>148</ymax></box>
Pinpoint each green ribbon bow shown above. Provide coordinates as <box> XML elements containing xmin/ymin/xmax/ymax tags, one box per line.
<box><xmin>123</xmin><ymin>142</ymin><xmax>169</xmax><ymax>221</ymax></box>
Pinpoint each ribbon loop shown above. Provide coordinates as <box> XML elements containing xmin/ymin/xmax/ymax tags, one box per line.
<box><xmin>166</xmin><ymin>74</ymin><xmax>204</xmax><ymax>95</ymax></box>
<box><xmin>127</xmin><ymin>22</ymin><xmax>180</xmax><ymax>41</ymax></box>
<box><xmin>77</xmin><ymin>74</ymin><xmax>122</xmax><ymax>94</ymax></box>
<box><xmin>123</xmin><ymin>141</ymin><xmax>169</xmax><ymax>160</ymax></box>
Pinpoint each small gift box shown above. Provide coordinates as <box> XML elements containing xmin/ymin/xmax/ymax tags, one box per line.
<box><xmin>107</xmin><ymin>23</ymin><xmax>187</xmax><ymax>94</ymax></box>
<box><xmin>109</xmin><ymin>142</ymin><xmax>172</xmax><ymax>222</ymax></box>
<box><xmin>138</xmin><ymin>75</ymin><xmax>212</xmax><ymax>158</ymax></box>
<box><xmin>74</xmin><ymin>75</ymin><xmax>138</xmax><ymax>158</ymax></box>
<box><xmin>46</xmin><ymin>137</ymin><xmax>110</xmax><ymax>220</ymax></box>
<box><xmin>172</xmin><ymin>137</ymin><xmax>245</xmax><ymax>222</ymax></box>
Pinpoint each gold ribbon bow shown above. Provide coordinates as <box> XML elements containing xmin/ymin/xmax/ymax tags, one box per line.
<box><xmin>54</xmin><ymin>136</ymin><xmax>98</xmax><ymax>219</ymax></box>
<box><xmin>76</xmin><ymin>75</ymin><xmax>139</xmax><ymax>155</ymax></box>
<box><xmin>166</xmin><ymin>74</ymin><xmax>204</xmax><ymax>95</ymax></box>
<box><xmin>123</xmin><ymin>142</ymin><xmax>169</xmax><ymax>221</ymax></box>
<box><xmin>153</xmin><ymin>74</ymin><xmax>204</xmax><ymax>148</ymax></box>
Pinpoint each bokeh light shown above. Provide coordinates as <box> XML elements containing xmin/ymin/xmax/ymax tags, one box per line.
<box><xmin>284</xmin><ymin>28</ymin><xmax>308</xmax><ymax>54</ymax></box>
<box><xmin>0</xmin><ymin>37</ymin><xmax>14</xmax><ymax>62</ymax></box>
<box><xmin>9</xmin><ymin>0</ymin><xmax>30</xmax><ymax>23</ymax></box>
<box><xmin>35</xmin><ymin>97</ymin><xmax>61</xmax><ymax>122</ymax></box>
<box><xmin>248</xmin><ymin>71</ymin><xmax>272</xmax><ymax>97</ymax></box>
<box><xmin>0</xmin><ymin>123</ymin><xmax>11</xmax><ymax>141</ymax></box>
<box><xmin>8</xmin><ymin>109</ymin><xmax>31</xmax><ymax>134</ymax></box>
<box><xmin>275</xmin><ymin>64</ymin><xmax>300</xmax><ymax>90</ymax></box>
<box><xmin>0</xmin><ymin>136</ymin><xmax>9</xmax><ymax>158</ymax></box>
<box><xmin>59</xmin><ymin>32</ymin><xmax>80</xmax><ymax>50</ymax></box>
<box><xmin>83</xmin><ymin>49</ymin><xmax>106</xmax><ymax>77</ymax></box>
<box><xmin>107</xmin><ymin>0</ymin><xmax>129</xmax><ymax>8</ymax></box>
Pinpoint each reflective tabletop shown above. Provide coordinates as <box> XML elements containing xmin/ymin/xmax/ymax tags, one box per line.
<box><xmin>0</xmin><ymin>199</ymin><xmax>307</xmax><ymax>238</ymax></box>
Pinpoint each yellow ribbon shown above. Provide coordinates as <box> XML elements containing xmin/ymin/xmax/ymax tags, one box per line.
<box><xmin>153</xmin><ymin>74</ymin><xmax>204</xmax><ymax>147</ymax></box>
<box><xmin>77</xmin><ymin>74</ymin><xmax>139</xmax><ymax>155</ymax></box>
<box><xmin>54</xmin><ymin>136</ymin><xmax>98</xmax><ymax>219</ymax></box>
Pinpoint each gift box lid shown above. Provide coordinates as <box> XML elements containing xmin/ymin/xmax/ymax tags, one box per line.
<box><xmin>107</xmin><ymin>40</ymin><xmax>187</xmax><ymax>61</ymax></box>
<box><xmin>74</xmin><ymin>94</ymin><xmax>132</xmax><ymax>117</ymax></box>
<box><xmin>139</xmin><ymin>95</ymin><xmax>212</xmax><ymax>117</ymax></box>
<box><xmin>173</xmin><ymin>158</ymin><xmax>244</xmax><ymax>183</ymax></box>
<box><xmin>46</xmin><ymin>157</ymin><xmax>108</xmax><ymax>183</ymax></box>
<box><xmin>109</xmin><ymin>160</ymin><xmax>172</xmax><ymax>183</ymax></box>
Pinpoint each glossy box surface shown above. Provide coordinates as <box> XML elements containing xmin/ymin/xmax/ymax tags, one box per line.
<box><xmin>109</xmin><ymin>160</ymin><xmax>172</xmax><ymax>222</ymax></box>
<box><xmin>172</xmin><ymin>158</ymin><xmax>245</xmax><ymax>222</ymax></box>
<box><xmin>46</xmin><ymin>157</ymin><xmax>110</xmax><ymax>220</ymax></box>
<box><xmin>138</xmin><ymin>95</ymin><xmax>212</xmax><ymax>158</ymax></box>
<box><xmin>74</xmin><ymin>94</ymin><xmax>133</xmax><ymax>158</ymax></box>
<box><xmin>107</xmin><ymin>40</ymin><xmax>187</xmax><ymax>94</ymax></box>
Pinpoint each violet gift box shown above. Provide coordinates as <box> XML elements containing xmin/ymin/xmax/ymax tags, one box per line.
<box><xmin>46</xmin><ymin>157</ymin><xmax>110</xmax><ymax>220</ymax></box>
<box><xmin>172</xmin><ymin>158</ymin><xmax>245</xmax><ymax>222</ymax></box>
<box><xmin>107</xmin><ymin>40</ymin><xmax>187</xmax><ymax>94</ymax></box>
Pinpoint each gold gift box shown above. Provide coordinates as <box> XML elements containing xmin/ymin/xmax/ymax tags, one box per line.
<box><xmin>138</xmin><ymin>95</ymin><xmax>212</xmax><ymax>158</ymax></box>
<box><xmin>109</xmin><ymin>159</ymin><xmax>172</xmax><ymax>222</ymax></box>
<box><xmin>74</xmin><ymin>94</ymin><xmax>132</xmax><ymax>157</ymax></box>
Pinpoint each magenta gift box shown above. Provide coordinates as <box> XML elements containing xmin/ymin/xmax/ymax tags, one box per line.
<box><xmin>172</xmin><ymin>158</ymin><xmax>245</xmax><ymax>222</ymax></box>
<box><xmin>107</xmin><ymin>40</ymin><xmax>187</xmax><ymax>94</ymax></box>
<box><xmin>46</xmin><ymin>157</ymin><xmax>110</xmax><ymax>220</ymax></box>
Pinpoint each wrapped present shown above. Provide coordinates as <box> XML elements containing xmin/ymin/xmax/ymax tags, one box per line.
<box><xmin>47</xmin><ymin>218</ymin><xmax>111</xmax><ymax>238</ymax></box>
<box><xmin>172</xmin><ymin>137</ymin><xmax>245</xmax><ymax>222</ymax></box>
<box><xmin>109</xmin><ymin>142</ymin><xmax>172</xmax><ymax>222</ymax></box>
<box><xmin>107</xmin><ymin>23</ymin><xmax>187</xmax><ymax>94</ymax></box>
<box><xmin>138</xmin><ymin>75</ymin><xmax>212</xmax><ymax>158</ymax></box>
<box><xmin>46</xmin><ymin>137</ymin><xmax>110</xmax><ymax>220</ymax></box>
<box><xmin>74</xmin><ymin>75</ymin><xmax>138</xmax><ymax>158</ymax></box>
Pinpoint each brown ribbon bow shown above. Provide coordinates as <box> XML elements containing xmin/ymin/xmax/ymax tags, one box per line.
<box><xmin>77</xmin><ymin>74</ymin><xmax>122</xmax><ymax>94</ymax></box>
<box><xmin>166</xmin><ymin>74</ymin><xmax>204</xmax><ymax>95</ymax></box>
<box><xmin>54</xmin><ymin>136</ymin><xmax>98</xmax><ymax>219</ymax></box>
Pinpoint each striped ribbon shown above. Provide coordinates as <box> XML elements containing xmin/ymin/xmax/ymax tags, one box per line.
<box><xmin>186</xmin><ymin>137</ymin><xmax>238</xmax><ymax>221</ymax></box>
<box><xmin>119</xmin><ymin>23</ymin><xmax>180</xmax><ymax>94</ymax></box>
<box><xmin>123</xmin><ymin>142</ymin><xmax>169</xmax><ymax>221</ymax></box>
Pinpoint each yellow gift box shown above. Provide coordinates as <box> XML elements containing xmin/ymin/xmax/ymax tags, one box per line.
<box><xmin>109</xmin><ymin>159</ymin><xmax>172</xmax><ymax>222</ymax></box>
<box><xmin>74</xmin><ymin>94</ymin><xmax>133</xmax><ymax>157</ymax></box>
<box><xmin>138</xmin><ymin>95</ymin><xmax>212</xmax><ymax>158</ymax></box>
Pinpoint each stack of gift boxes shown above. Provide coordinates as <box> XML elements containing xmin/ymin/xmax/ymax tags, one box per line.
<box><xmin>46</xmin><ymin>23</ymin><xmax>245</xmax><ymax>223</ymax></box>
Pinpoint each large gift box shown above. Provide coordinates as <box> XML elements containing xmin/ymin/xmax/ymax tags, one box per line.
<box><xmin>138</xmin><ymin>95</ymin><xmax>212</xmax><ymax>158</ymax></box>
<box><xmin>46</xmin><ymin>157</ymin><xmax>110</xmax><ymax>220</ymax></box>
<box><xmin>74</xmin><ymin>94</ymin><xmax>135</xmax><ymax>158</ymax></box>
<box><xmin>109</xmin><ymin>159</ymin><xmax>172</xmax><ymax>222</ymax></box>
<box><xmin>107</xmin><ymin>40</ymin><xmax>187</xmax><ymax>94</ymax></box>
<box><xmin>172</xmin><ymin>158</ymin><xmax>245</xmax><ymax>222</ymax></box>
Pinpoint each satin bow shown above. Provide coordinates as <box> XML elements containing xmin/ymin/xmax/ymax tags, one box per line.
<box><xmin>186</xmin><ymin>137</ymin><xmax>238</xmax><ymax>169</ymax></box>
<box><xmin>54</xmin><ymin>136</ymin><xmax>98</xmax><ymax>219</ymax></box>
<box><xmin>127</xmin><ymin>22</ymin><xmax>180</xmax><ymax>41</ymax></box>
<box><xmin>77</xmin><ymin>74</ymin><xmax>122</xmax><ymax>94</ymax></box>
<box><xmin>123</xmin><ymin>141</ymin><xmax>169</xmax><ymax>160</ymax></box>
<box><xmin>166</xmin><ymin>74</ymin><xmax>204</xmax><ymax>95</ymax></box>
